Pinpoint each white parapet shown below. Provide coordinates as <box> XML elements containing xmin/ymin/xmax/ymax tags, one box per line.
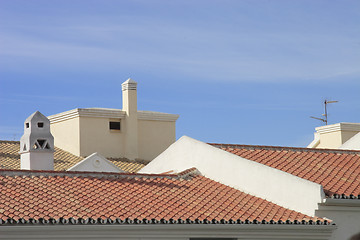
<box><xmin>140</xmin><ymin>136</ymin><xmax>325</xmax><ymax>217</ymax></box>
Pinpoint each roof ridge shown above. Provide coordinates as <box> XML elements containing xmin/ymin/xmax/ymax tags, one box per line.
<box><xmin>107</xmin><ymin>157</ymin><xmax>150</xmax><ymax>165</ymax></box>
<box><xmin>178</xmin><ymin>167</ymin><xmax>202</xmax><ymax>179</ymax></box>
<box><xmin>209</xmin><ymin>143</ymin><xmax>360</xmax><ymax>154</ymax></box>
<box><xmin>0</xmin><ymin>168</ymin><xmax>199</xmax><ymax>180</ymax></box>
<box><xmin>5</xmin><ymin>140</ymin><xmax>360</xmax><ymax>154</ymax></box>
<box><xmin>0</xmin><ymin>140</ymin><xmax>19</xmax><ymax>144</ymax></box>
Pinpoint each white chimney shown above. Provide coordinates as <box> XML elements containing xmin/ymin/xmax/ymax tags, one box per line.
<box><xmin>121</xmin><ymin>78</ymin><xmax>138</xmax><ymax>160</ymax></box>
<box><xmin>19</xmin><ymin>111</ymin><xmax>54</xmax><ymax>170</ymax></box>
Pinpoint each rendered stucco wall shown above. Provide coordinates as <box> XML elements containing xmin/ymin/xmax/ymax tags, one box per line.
<box><xmin>316</xmin><ymin>200</ymin><xmax>360</xmax><ymax>240</ymax></box>
<box><xmin>50</xmin><ymin>117</ymin><xmax>81</xmax><ymax>156</ymax></box>
<box><xmin>79</xmin><ymin>117</ymin><xmax>124</xmax><ymax>158</ymax></box>
<box><xmin>138</xmin><ymin>119</ymin><xmax>176</xmax><ymax>161</ymax></box>
<box><xmin>49</xmin><ymin>110</ymin><xmax>178</xmax><ymax>160</ymax></box>
<box><xmin>20</xmin><ymin>152</ymin><xmax>54</xmax><ymax>170</ymax></box>
<box><xmin>341</xmin><ymin>131</ymin><xmax>360</xmax><ymax>146</ymax></box>
<box><xmin>340</xmin><ymin>132</ymin><xmax>360</xmax><ymax>150</ymax></box>
<box><xmin>316</xmin><ymin>131</ymin><xmax>342</xmax><ymax>149</ymax></box>
<box><xmin>317</xmin><ymin>131</ymin><xmax>360</xmax><ymax>149</ymax></box>
<box><xmin>310</xmin><ymin>123</ymin><xmax>360</xmax><ymax>149</ymax></box>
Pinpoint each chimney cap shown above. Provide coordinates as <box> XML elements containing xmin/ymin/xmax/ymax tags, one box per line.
<box><xmin>25</xmin><ymin>111</ymin><xmax>49</xmax><ymax>123</ymax></box>
<box><xmin>122</xmin><ymin>78</ymin><xmax>137</xmax><ymax>91</ymax></box>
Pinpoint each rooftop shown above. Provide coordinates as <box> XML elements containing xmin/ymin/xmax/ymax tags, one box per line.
<box><xmin>48</xmin><ymin>108</ymin><xmax>179</xmax><ymax>123</ymax></box>
<box><xmin>0</xmin><ymin>141</ymin><xmax>146</xmax><ymax>173</ymax></box>
<box><xmin>211</xmin><ymin>143</ymin><xmax>360</xmax><ymax>198</ymax></box>
<box><xmin>0</xmin><ymin>168</ymin><xmax>328</xmax><ymax>225</ymax></box>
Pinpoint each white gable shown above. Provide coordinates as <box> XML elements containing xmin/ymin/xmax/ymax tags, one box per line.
<box><xmin>339</xmin><ymin>132</ymin><xmax>360</xmax><ymax>150</ymax></box>
<box><xmin>140</xmin><ymin>136</ymin><xmax>325</xmax><ymax>217</ymax></box>
<box><xmin>68</xmin><ymin>152</ymin><xmax>123</xmax><ymax>173</ymax></box>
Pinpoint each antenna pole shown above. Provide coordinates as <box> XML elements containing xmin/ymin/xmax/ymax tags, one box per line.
<box><xmin>324</xmin><ymin>100</ymin><xmax>328</xmax><ymax>125</ymax></box>
<box><xmin>310</xmin><ymin>100</ymin><xmax>338</xmax><ymax>125</ymax></box>
<box><xmin>324</xmin><ymin>100</ymin><xmax>338</xmax><ymax>125</ymax></box>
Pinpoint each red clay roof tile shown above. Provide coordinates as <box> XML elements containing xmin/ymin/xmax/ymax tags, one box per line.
<box><xmin>0</xmin><ymin>141</ymin><xmax>147</xmax><ymax>172</ymax></box>
<box><xmin>211</xmin><ymin>143</ymin><xmax>360</xmax><ymax>197</ymax></box>
<box><xmin>0</xmin><ymin>169</ymin><xmax>327</xmax><ymax>225</ymax></box>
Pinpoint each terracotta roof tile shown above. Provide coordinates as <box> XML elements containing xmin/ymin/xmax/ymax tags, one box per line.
<box><xmin>0</xmin><ymin>169</ymin><xmax>328</xmax><ymax>225</ymax></box>
<box><xmin>0</xmin><ymin>141</ymin><xmax>147</xmax><ymax>173</ymax></box>
<box><xmin>107</xmin><ymin>157</ymin><xmax>147</xmax><ymax>172</ymax></box>
<box><xmin>211</xmin><ymin>143</ymin><xmax>360</xmax><ymax>197</ymax></box>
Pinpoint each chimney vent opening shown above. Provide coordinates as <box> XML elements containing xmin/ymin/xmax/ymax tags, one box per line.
<box><xmin>32</xmin><ymin>142</ymin><xmax>39</xmax><ymax>150</ymax></box>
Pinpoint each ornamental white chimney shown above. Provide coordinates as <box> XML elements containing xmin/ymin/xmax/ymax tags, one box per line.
<box><xmin>19</xmin><ymin>111</ymin><xmax>54</xmax><ymax>170</ymax></box>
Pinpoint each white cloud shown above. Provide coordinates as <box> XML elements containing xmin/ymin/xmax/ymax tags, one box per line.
<box><xmin>1</xmin><ymin>17</ymin><xmax>359</xmax><ymax>83</ymax></box>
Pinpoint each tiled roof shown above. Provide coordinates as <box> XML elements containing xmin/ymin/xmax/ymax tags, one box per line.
<box><xmin>0</xmin><ymin>168</ymin><xmax>329</xmax><ymax>225</ymax></box>
<box><xmin>108</xmin><ymin>157</ymin><xmax>147</xmax><ymax>173</ymax></box>
<box><xmin>211</xmin><ymin>144</ymin><xmax>360</xmax><ymax>197</ymax></box>
<box><xmin>0</xmin><ymin>141</ymin><xmax>147</xmax><ymax>173</ymax></box>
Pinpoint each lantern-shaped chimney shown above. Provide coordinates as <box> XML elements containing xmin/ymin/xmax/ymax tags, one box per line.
<box><xmin>19</xmin><ymin>111</ymin><xmax>54</xmax><ymax>170</ymax></box>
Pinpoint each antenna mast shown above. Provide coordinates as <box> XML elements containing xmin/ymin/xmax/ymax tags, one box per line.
<box><xmin>310</xmin><ymin>99</ymin><xmax>338</xmax><ymax>125</ymax></box>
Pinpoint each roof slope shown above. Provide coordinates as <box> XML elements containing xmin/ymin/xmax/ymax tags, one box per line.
<box><xmin>0</xmin><ymin>141</ymin><xmax>146</xmax><ymax>173</ymax></box>
<box><xmin>211</xmin><ymin>144</ymin><xmax>360</xmax><ymax>197</ymax></box>
<box><xmin>0</xmin><ymin>168</ymin><xmax>327</xmax><ymax>225</ymax></box>
<box><xmin>0</xmin><ymin>140</ymin><xmax>83</xmax><ymax>171</ymax></box>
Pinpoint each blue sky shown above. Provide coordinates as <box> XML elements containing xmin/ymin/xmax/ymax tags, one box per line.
<box><xmin>1</xmin><ymin>0</ymin><xmax>359</xmax><ymax>147</ymax></box>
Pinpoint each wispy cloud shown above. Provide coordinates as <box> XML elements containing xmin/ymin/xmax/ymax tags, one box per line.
<box><xmin>0</xmin><ymin>94</ymin><xmax>87</xmax><ymax>104</ymax></box>
<box><xmin>1</xmin><ymin>3</ymin><xmax>359</xmax><ymax>83</ymax></box>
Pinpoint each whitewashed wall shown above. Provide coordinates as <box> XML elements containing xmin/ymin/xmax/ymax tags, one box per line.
<box><xmin>316</xmin><ymin>199</ymin><xmax>360</xmax><ymax>240</ymax></box>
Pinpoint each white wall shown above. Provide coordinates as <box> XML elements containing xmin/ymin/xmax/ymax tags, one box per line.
<box><xmin>79</xmin><ymin>116</ymin><xmax>125</xmax><ymax>158</ymax></box>
<box><xmin>20</xmin><ymin>152</ymin><xmax>54</xmax><ymax>170</ymax></box>
<box><xmin>316</xmin><ymin>199</ymin><xmax>360</xmax><ymax>240</ymax></box>
<box><xmin>137</xmin><ymin>119</ymin><xmax>176</xmax><ymax>161</ymax></box>
<box><xmin>339</xmin><ymin>132</ymin><xmax>360</xmax><ymax>150</ymax></box>
<box><xmin>50</xmin><ymin>116</ymin><xmax>81</xmax><ymax>156</ymax></box>
<box><xmin>49</xmin><ymin>108</ymin><xmax>178</xmax><ymax>161</ymax></box>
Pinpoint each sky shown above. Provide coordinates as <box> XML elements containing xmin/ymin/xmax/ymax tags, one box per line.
<box><xmin>0</xmin><ymin>0</ymin><xmax>359</xmax><ymax>147</ymax></box>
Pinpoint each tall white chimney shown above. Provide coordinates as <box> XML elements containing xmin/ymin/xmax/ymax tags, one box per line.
<box><xmin>122</xmin><ymin>78</ymin><xmax>138</xmax><ymax>160</ymax></box>
<box><xmin>19</xmin><ymin>111</ymin><xmax>54</xmax><ymax>170</ymax></box>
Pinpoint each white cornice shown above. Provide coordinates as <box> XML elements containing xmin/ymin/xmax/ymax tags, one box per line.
<box><xmin>321</xmin><ymin>198</ymin><xmax>360</xmax><ymax>207</ymax></box>
<box><xmin>48</xmin><ymin>109</ymin><xmax>80</xmax><ymax>123</ymax></box>
<box><xmin>48</xmin><ymin>108</ymin><xmax>126</xmax><ymax>123</ymax></box>
<box><xmin>48</xmin><ymin>108</ymin><xmax>179</xmax><ymax>123</ymax></box>
<box><xmin>138</xmin><ymin>111</ymin><xmax>179</xmax><ymax>122</ymax></box>
<box><xmin>316</xmin><ymin>123</ymin><xmax>360</xmax><ymax>134</ymax></box>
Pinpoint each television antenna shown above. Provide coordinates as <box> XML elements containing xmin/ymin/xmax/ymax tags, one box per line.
<box><xmin>310</xmin><ymin>100</ymin><xmax>338</xmax><ymax>125</ymax></box>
